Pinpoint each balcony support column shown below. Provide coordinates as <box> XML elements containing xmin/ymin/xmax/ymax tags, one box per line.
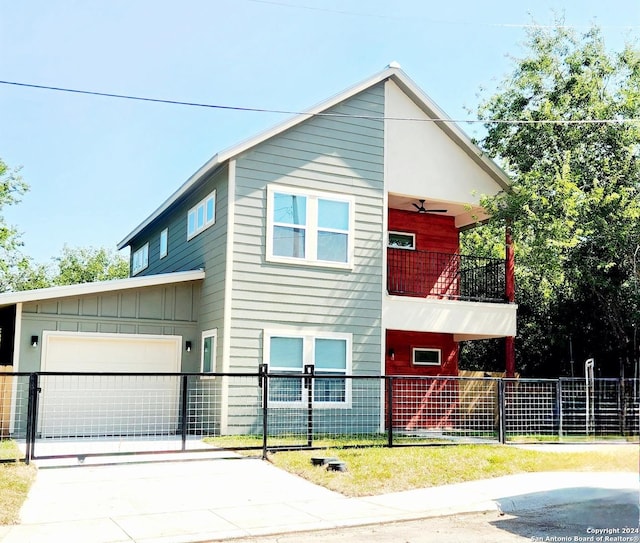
<box><xmin>505</xmin><ymin>223</ymin><xmax>516</xmax><ymax>377</ymax></box>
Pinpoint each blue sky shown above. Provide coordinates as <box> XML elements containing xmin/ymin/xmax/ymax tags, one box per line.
<box><xmin>1</xmin><ymin>0</ymin><xmax>638</xmax><ymax>264</ymax></box>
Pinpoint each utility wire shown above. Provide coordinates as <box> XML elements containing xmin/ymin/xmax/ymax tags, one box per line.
<box><xmin>1</xmin><ymin>79</ymin><xmax>639</xmax><ymax>125</ymax></box>
<box><xmin>246</xmin><ymin>0</ymin><xmax>640</xmax><ymax>29</ymax></box>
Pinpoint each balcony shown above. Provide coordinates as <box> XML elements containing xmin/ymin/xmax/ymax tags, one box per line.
<box><xmin>387</xmin><ymin>249</ymin><xmax>506</xmax><ymax>303</ymax></box>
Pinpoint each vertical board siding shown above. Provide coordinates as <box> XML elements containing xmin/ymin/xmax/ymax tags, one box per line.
<box><xmin>19</xmin><ymin>283</ymin><xmax>201</xmax><ymax>373</ymax></box>
<box><xmin>231</xmin><ymin>84</ymin><xmax>386</xmax><ymax>393</ymax></box>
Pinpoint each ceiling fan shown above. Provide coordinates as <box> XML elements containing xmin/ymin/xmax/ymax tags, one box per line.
<box><xmin>412</xmin><ymin>200</ymin><xmax>447</xmax><ymax>214</ymax></box>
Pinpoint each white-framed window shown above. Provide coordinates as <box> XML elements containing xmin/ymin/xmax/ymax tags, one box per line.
<box><xmin>160</xmin><ymin>228</ymin><xmax>168</xmax><ymax>259</ymax></box>
<box><xmin>388</xmin><ymin>231</ymin><xmax>415</xmax><ymax>250</ymax></box>
<box><xmin>264</xmin><ymin>330</ymin><xmax>352</xmax><ymax>408</ymax></box>
<box><xmin>412</xmin><ymin>348</ymin><xmax>441</xmax><ymax>366</ymax></box>
<box><xmin>201</xmin><ymin>329</ymin><xmax>217</xmax><ymax>374</ymax></box>
<box><xmin>266</xmin><ymin>185</ymin><xmax>354</xmax><ymax>268</ymax></box>
<box><xmin>187</xmin><ymin>190</ymin><xmax>216</xmax><ymax>240</ymax></box>
<box><xmin>132</xmin><ymin>243</ymin><xmax>149</xmax><ymax>275</ymax></box>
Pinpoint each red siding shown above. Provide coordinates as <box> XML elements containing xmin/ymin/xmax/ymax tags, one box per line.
<box><xmin>385</xmin><ymin>330</ymin><xmax>459</xmax><ymax>430</ymax></box>
<box><xmin>385</xmin><ymin>330</ymin><xmax>458</xmax><ymax>376</ymax></box>
<box><xmin>388</xmin><ymin>209</ymin><xmax>458</xmax><ymax>253</ymax></box>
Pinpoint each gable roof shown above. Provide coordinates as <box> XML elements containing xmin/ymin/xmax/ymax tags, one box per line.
<box><xmin>0</xmin><ymin>269</ymin><xmax>205</xmax><ymax>308</ymax></box>
<box><xmin>117</xmin><ymin>65</ymin><xmax>510</xmax><ymax>250</ymax></box>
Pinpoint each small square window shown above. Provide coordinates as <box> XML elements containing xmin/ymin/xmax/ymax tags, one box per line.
<box><xmin>412</xmin><ymin>348</ymin><xmax>441</xmax><ymax>366</ymax></box>
<box><xmin>389</xmin><ymin>231</ymin><xmax>415</xmax><ymax>250</ymax></box>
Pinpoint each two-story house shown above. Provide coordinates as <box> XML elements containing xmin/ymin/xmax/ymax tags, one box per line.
<box><xmin>1</xmin><ymin>64</ymin><xmax>516</xmax><ymax>437</ymax></box>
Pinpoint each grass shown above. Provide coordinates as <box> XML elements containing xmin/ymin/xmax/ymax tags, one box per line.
<box><xmin>0</xmin><ymin>441</ymin><xmax>36</xmax><ymax>525</ymax></box>
<box><xmin>265</xmin><ymin>444</ymin><xmax>639</xmax><ymax>497</ymax></box>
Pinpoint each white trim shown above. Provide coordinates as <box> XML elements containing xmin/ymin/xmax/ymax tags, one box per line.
<box><xmin>117</xmin><ymin>67</ymin><xmax>510</xmax><ymax>250</ymax></box>
<box><xmin>0</xmin><ymin>270</ymin><xmax>205</xmax><ymax>307</ymax></box>
<box><xmin>412</xmin><ymin>347</ymin><xmax>442</xmax><ymax>366</ymax></box>
<box><xmin>160</xmin><ymin>228</ymin><xmax>168</xmax><ymax>259</ymax></box>
<box><xmin>187</xmin><ymin>189</ymin><xmax>216</xmax><ymax>240</ymax></box>
<box><xmin>263</xmin><ymin>329</ymin><xmax>352</xmax><ymax>409</ymax></box>
<box><xmin>9</xmin><ymin>302</ymin><xmax>22</xmax><ymax>434</ymax></box>
<box><xmin>220</xmin><ymin>159</ymin><xmax>236</xmax><ymax>434</ymax></box>
<box><xmin>388</xmin><ymin>231</ymin><xmax>416</xmax><ymax>250</ymax></box>
<box><xmin>200</xmin><ymin>328</ymin><xmax>217</xmax><ymax>375</ymax></box>
<box><xmin>266</xmin><ymin>184</ymin><xmax>355</xmax><ymax>269</ymax></box>
<box><xmin>132</xmin><ymin>243</ymin><xmax>149</xmax><ymax>275</ymax></box>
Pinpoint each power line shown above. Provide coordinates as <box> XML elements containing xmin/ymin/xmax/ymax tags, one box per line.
<box><xmin>245</xmin><ymin>0</ymin><xmax>640</xmax><ymax>29</ymax></box>
<box><xmin>1</xmin><ymin>79</ymin><xmax>639</xmax><ymax>126</ymax></box>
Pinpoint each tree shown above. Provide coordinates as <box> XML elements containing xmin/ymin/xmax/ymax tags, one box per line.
<box><xmin>468</xmin><ymin>22</ymin><xmax>640</xmax><ymax>377</ymax></box>
<box><xmin>0</xmin><ymin>157</ymin><xmax>37</xmax><ymax>292</ymax></box>
<box><xmin>51</xmin><ymin>246</ymin><xmax>129</xmax><ymax>285</ymax></box>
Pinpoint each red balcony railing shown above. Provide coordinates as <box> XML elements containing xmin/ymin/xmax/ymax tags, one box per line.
<box><xmin>387</xmin><ymin>249</ymin><xmax>506</xmax><ymax>303</ymax></box>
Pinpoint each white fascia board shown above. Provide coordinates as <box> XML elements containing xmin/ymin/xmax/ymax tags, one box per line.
<box><xmin>118</xmin><ymin>65</ymin><xmax>510</xmax><ymax>249</ymax></box>
<box><xmin>117</xmin><ymin>160</ymin><xmax>224</xmax><ymax>249</ymax></box>
<box><xmin>0</xmin><ymin>270</ymin><xmax>205</xmax><ymax>307</ymax></box>
<box><xmin>117</xmin><ymin>67</ymin><xmax>398</xmax><ymax>250</ymax></box>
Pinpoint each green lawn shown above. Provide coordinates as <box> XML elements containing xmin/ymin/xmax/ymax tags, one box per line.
<box><xmin>0</xmin><ymin>441</ymin><xmax>35</xmax><ymax>525</ymax></box>
<box><xmin>266</xmin><ymin>443</ymin><xmax>638</xmax><ymax>497</ymax></box>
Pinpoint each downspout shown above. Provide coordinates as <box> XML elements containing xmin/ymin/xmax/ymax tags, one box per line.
<box><xmin>505</xmin><ymin>223</ymin><xmax>516</xmax><ymax>377</ymax></box>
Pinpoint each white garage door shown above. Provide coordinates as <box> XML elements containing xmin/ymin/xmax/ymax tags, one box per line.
<box><xmin>39</xmin><ymin>332</ymin><xmax>182</xmax><ymax>438</ymax></box>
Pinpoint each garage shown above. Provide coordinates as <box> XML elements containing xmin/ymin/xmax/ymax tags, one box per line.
<box><xmin>38</xmin><ymin>332</ymin><xmax>182</xmax><ymax>438</ymax></box>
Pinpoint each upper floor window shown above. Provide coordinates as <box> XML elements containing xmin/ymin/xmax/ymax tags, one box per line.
<box><xmin>187</xmin><ymin>190</ymin><xmax>216</xmax><ymax>240</ymax></box>
<box><xmin>132</xmin><ymin>243</ymin><xmax>149</xmax><ymax>275</ymax></box>
<box><xmin>266</xmin><ymin>185</ymin><xmax>354</xmax><ymax>268</ymax></box>
<box><xmin>388</xmin><ymin>231</ymin><xmax>415</xmax><ymax>250</ymax></box>
<box><xmin>160</xmin><ymin>228</ymin><xmax>168</xmax><ymax>259</ymax></box>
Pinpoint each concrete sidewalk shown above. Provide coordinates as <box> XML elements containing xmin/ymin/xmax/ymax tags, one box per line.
<box><xmin>0</xmin><ymin>451</ymin><xmax>637</xmax><ymax>543</ymax></box>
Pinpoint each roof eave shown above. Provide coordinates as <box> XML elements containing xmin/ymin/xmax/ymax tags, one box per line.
<box><xmin>0</xmin><ymin>269</ymin><xmax>206</xmax><ymax>307</ymax></box>
<box><xmin>116</xmin><ymin>67</ymin><xmax>399</xmax><ymax>249</ymax></box>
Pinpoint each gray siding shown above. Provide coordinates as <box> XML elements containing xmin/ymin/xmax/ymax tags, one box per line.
<box><xmin>130</xmin><ymin>166</ymin><xmax>229</xmax><ymax>278</ymax></box>
<box><xmin>20</xmin><ymin>282</ymin><xmax>201</xmax><ymax>372</ymax></box>
<box><xmin>127</xmin><ymin>166</ymin><xmax>229</xmax><ymax>369</ymax></box>
<box><xmin>231</xmin><ymin>84</ymin><xmax>385</xmax><ymax>378</ymax></box>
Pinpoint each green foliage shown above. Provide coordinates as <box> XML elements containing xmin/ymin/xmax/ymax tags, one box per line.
<box><xmin>52</xmin><ymin>245</ymin><xmax>129</xmax><ymax>285</ymax></box>
<box><xmin>470</xmin><ymin>21</ymin><xmax>640</xmax><ymax>376</ymax></box>
<box><xmin>0</xmin><ymin>158</ymin><xmax>34</xmax><ymax>293</ymax></box>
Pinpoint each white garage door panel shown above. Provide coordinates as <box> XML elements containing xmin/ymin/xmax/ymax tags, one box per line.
<box><xmin>39</xmin><ymin>333</ymin><xmax>182</xmax><ymax>438</ymax></box>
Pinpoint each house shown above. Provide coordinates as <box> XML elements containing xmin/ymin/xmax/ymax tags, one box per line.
<box><xmin>0</xmin><ymin>64</ymin><xmax>516</xmax><ymax>437</ymax></box>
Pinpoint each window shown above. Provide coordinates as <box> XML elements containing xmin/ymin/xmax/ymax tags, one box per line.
<box><xmin>264</xmin><ymin>330</ymin><xmax>351</xmax><ymax>407</ymax></box>
<box><xmin>412</xmin><ymin>348</ymin><xmax>441</xmax><ymax>366</ymax></box>
<box><xmin>132</xmin><ymin>243</ymin><xmax>149</xmax><ymax>275</ymax></box>
<box><xmin>160</xmin><ymin>228</ymin><xmax>168</xmax><ymax>259</ymax></box>
<box><xmin>388</xmin><ymin>231</ymin><xmax>415</xmax><ymax>250</ymax></box>
<box><xmin>267</xmin><ymin>185</ymin><xmax>354</xmax><ymax>268</ymax></box>
<box><xmin>201</xmin><ymin>329</ymin><xmax>217</xmax><ymax>374</ymax></box>
<box><xmin>187</xmin><ymin>190</ymin><xmax>216</xmax><ymax>240</ymax></box>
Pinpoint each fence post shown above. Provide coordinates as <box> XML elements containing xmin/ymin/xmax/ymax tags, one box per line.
<box><xmin>497</xmin><ymin>379</ymin><xmax>506</xmax><ymax>444</ymax></box>
<box><xmin>386</xmin><ymin>377</ymin><xmax>394</xmax><ymax>448</ymax></box>
<box><xmin>556</xmin><ymin>379</ymin><xmax>563</xmax><ymax>441</ymax></box>
<box><xmin>180</xmin><ymin>375</ymin><xmax>189</xmax><ymax>451</ymax></box>
<box><xmin>24</xmin><ymin>373</ymin><xmax>39</xmax><ymax>464</ymax></box>
<box><xmin>617</xmin><ymin>379</ymin><xmax>624</xmax><ymax>436</ymax></box>
<box><xmin>304</xmin><ymin>364</ymin><xmax>314</xmax><ymax>448</ymax></box>
<box><xmin>259</xmin><ymin>364</ymin><xmax>268</xmax><ymax>460</ymax></box>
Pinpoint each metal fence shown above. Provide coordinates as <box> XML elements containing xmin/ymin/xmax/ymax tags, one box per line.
<box><xmin>387</xmin><ymin>249</ymin><xmax>506</xmax><ymax>302</ymax></box>
<box><xmin>0</xmin><ymin>371</ymin><xmax>637</xmax><ymax>463</ymax></box>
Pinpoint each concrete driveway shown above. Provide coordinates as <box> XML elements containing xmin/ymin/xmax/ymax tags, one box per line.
<box><xmin>0</xmin><ymin>444</ymin><xmax>638</xmax><ymax>543</ymax></box>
